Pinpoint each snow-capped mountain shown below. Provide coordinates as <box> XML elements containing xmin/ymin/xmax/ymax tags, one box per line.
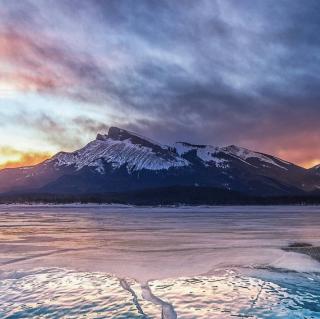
<box><xmin>50</xmin><ymin>127</ymin><xmax>189</xmax><ymax>173</ymax></box>
<box><xmin>0</xmin><ymin>126</ymin><xmax>319</xmax><ymax>196</ymax></box>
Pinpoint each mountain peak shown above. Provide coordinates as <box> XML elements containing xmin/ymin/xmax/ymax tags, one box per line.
<box><xmin>96</xmin><ymin>127</ymin><xmax>131</xmax><ymax>141</ymax></box>
<box><xmin>96</xmin><ymin>127</ymin><xmax>148</xmax><ymax>142</ymax></box>
<box><xmin>96</xmin><ymin>127</ymin><xmax>168</xmax><ymax>153</ymax></box>
<box><xmin>107</xmin><ymin>126</ymin><xmax>132</xmax><ymax>141</ymax></box>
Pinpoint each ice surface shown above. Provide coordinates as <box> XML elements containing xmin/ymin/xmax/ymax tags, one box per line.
<box><xmin>0</xmin><ymin>268</ymin><xmax>319</xmax><ymax>318</ymax></box>
<box><xmin>0</xmin><ymin>205</ymin><xmax>319</xmax><ymax>280</ymax></box>
<box><xmin>0</xmin><ymin>205</ymin><xmax>320</xmax><ymax>318</ymax></box>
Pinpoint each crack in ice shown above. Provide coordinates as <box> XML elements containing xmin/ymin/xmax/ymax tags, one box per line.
<box><xmin>141</xmin><ymin>282</ymin><xmax>177</xmax><ymax>319</ymax></box>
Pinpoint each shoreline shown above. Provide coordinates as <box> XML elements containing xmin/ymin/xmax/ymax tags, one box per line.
<box><xmin>1</xmin><ymin>203</ymin><xmax>320</xmax><ymax>208</ymax></box>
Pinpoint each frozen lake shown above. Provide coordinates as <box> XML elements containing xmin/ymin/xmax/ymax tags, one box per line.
<box><xmin>0</xmin><ymin>205</ymin><xmax>319</xmax><ymax>318</ymax></box>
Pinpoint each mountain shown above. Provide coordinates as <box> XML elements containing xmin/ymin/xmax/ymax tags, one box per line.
<box><xmin>310</xmin><ymin>164</ymin><xmax>320</xmax><ymax>175</ymax></box>
<box><xmin>0</xmin><ymin>126</ymin><xmax>319</xmax><ymax>198</ymax></box>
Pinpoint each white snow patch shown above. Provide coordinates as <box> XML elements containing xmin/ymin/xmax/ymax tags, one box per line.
<box><xmin>175</xmin><ymin>143</ymin><xmax>289</xmax><ymax>170</ymax></box>
<box><xmin>51</xmin><ymin>138</ymin><xmax>189</xmax><ymax>173</ymax></box>
<box><xmin>312</xmin><ymin>164</ymin><xmax>320</xmax><ymax>172</ymax></box>
<box><xmin>175</xmin><ymin>142</ymin><xmax>229</xmax><ymax>169</ymax></box>
<box><xmin>222</xmin><ymin>145</ymin><xmax>288</xmax><ymax>170</ymax></box>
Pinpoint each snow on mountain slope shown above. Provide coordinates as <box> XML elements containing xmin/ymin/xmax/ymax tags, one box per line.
<box><xmin>6</xmin><ymin>127</ymin><xmax>295</xmax><ymax>178</ymax></box>
<box><xmin>0</xmin><ymin>126</ymin><xmax>319</xmax><ymax>196</ymax></box>
<box><xmin>310</xmin><ymin>164</ymin><xmax>320</xmax><ymax>175</ymax></box>
<box><xmin>312</xmin><ymin>164</ymin><xmax>320</xmax><ymax>170</ymax></box>
<box><xmin>221</xmin><ymin>145</ymin><xmax>289</xmax><ymax>170</ymax></box>
<box><xmin>175</xmin><ymin>142</ymin><xmax>288</xmax><ymax>170</ymax></box>
<box><xmin>50</xmin><ymin>128</ymin><xmax>189</xmax><ymax>173</ymax></box>
<box><xmin>175</xmin><ymin>142</ymin><xmax>228</xmax><ymax>168</ymax></box>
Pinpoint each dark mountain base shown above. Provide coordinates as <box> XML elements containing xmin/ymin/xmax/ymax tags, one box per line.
<box><xmin>1</xmin><ymin>186</ymin><xmax>320</xmax><ymax>205</ymax></box>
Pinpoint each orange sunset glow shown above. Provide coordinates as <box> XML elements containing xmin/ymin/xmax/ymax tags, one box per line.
<box><xmin>0</xmin><ymin>148</ymin><xmax>52</xmax><ymax>170</ymax></box>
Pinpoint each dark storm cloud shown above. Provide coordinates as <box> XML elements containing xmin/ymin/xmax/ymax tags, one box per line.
<box><xmin>0</xmin><ymin>109</ymin><xmax>110</xmax><ymax>151</ymax></box>
<box><xmin>1</xmin><ymin>0</ymin><xmax>320</xmax><ymax>166</ymax></box>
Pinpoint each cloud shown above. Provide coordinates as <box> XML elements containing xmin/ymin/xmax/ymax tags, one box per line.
<box><xmin>0</xmin><ymin>0</ymin><xmax>320</xmax><ymax>167</ymax></box>
<box><xmin>0</xmin><ymin>107</ymin><xmax>113</xmax><ymax>151</ymax></box>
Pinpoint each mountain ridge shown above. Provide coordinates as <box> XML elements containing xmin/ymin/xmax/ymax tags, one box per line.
<box><xmin>0</xmin><ymin>126</ymin><xmax>319</xmax><ymax>197</ymax></box>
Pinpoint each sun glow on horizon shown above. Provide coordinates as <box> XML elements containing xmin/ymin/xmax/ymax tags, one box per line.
<box><xmin>0</xmin><ymin>148</ymin><xmax>53</xmax><ymax>170</ymax></box>
<box><xmin>303</xmin><ymin>159</ymin><xmax>320</xmax><ymax>169</ymax></box>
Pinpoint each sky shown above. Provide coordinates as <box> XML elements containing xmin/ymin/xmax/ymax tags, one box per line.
<box><xmin>0</xmin><ymin>0</ymin><xmax>319</xmax><ymax>169</ymax></box>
